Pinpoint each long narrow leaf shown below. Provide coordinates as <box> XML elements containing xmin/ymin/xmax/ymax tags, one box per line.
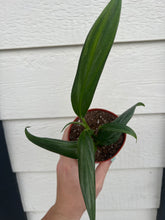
<box><xmin>71</xmin><ymin>0</ymin><xmax>122</xmax><ymax>117</ymax></box>
<box><xmin>78</xmin><ymin>130</ymin><xmax>96</xmax><ymax>220</ymax></box>
<box><xmin>114</xmin><ymin>102</ymin><xmax>145</xmax><ymax>124</ymax></box>
<box><xmin>96</xmin><ymin>122</ymin><xmax>136</xmax><ymax>146</ymax></box>
<box><xmin>95</xmin><ymin>102</ymin><xmax>144</xmax><ymax>146</ymax></box>
<box><xmin>25</xmin><ymin>127</ymin><xmax>78</xmax><ymax>159</ymax></box>
<box><xmin>61</xmin><ymin>121</ymin><xmax>84</xmax><ymax>132</ymax></box>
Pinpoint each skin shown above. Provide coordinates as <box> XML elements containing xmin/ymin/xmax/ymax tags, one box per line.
<box><xmin>42</xmin><ymin>127</ymin><xmax>111</xmax><ymax>220</ymax></box>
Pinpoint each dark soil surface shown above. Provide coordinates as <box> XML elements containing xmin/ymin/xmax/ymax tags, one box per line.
<box><xmin>69</xmin><ymin>109</ymin><xmax>125</xmax><ymax>162</ymax></box>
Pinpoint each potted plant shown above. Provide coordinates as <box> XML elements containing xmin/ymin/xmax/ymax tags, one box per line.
<box><xmin>25</xmin><ymin>0</ymin><xmax>144</xmax><ymax>219</ymax></box>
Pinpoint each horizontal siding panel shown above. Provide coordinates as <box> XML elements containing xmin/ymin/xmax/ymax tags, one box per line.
<box><xmin>1</xmin><ymin>41</ymin><xmax>165</xmax><ymax>120</ymax></box>
<box><xmin>3</xmin><ymin>114</ymin><xmax>165</xmax><ymax>172</ymax></box>
<box><xmin>16</xmin><ymin>168</ymin><xmax>162</xmax><ymax>211</ymax></box>
<box><xmin>27</xmin><ymin>209</ymin><xmax>157</xmax><ymax>220</ymax></box>
<box><xmin>0</xmin><ymin>0</ymin><xmax>165</xmax><ymax>49</ymax></box>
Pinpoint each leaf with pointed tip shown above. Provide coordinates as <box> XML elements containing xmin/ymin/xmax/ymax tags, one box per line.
<box><xmin>25</xmin><ymin>127</ymin><xmax>78</xmax><ymax>159</ymax></box>
<box><xmin>78</xmin><ymin>130</ymin><xmax>96</xmax><ymax>220</ymax></box>
<box><xmin>71</xmin><ymin>0</ymin><xmax>122</xmax><ymax>117</ymax></box>
<box><xmin>95</xmin><ymin>122</ymin><xmax>137</xmax><ymax>146</ymax></box>
<box><xmin>61</xmin><ymin>121</ymin><xmax>84</xmax><ymax>132</ymax></box>
<box><xmin>114</xmin><ymin>102</ymin><xmax>145</xmax><ymax>125</ymax></box>
<box><xmin>95</xmin><ymin>102</ymin><xmax>144</xmax><ymax>146</ymax></box>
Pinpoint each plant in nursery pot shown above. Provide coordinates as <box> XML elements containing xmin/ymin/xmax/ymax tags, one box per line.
<box><xmin>25</xmin><ymin>0</ymin><xmax>144</xmax><ymax>219</ymax></box>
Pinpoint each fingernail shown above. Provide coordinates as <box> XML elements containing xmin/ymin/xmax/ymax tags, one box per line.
<box><xmin>110</xmin><ymin>157</ymin><xmax>116</xmax><ymax>162</ymax></box>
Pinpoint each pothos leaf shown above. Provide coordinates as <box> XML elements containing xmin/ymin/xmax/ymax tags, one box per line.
<box><xmin>95</xmin><ymin>102</ymin><xmax>144</xmax><ymax>146</ymax></box>
<box><xmin>71</xmin><ymin>0</ymin><xmax>122</xmax><ymax>117</ymax></box>
<box><xmin>25</xmin><ymin>127</ymin><xmax>78</xmax><ymax>159</ymax></box>
<box><xmin>95</xmin><ymin>122</ymin><xmax>137</xmax><ymax>146</ymax></box>
<box><xmin>78</xmin><ymin>130</ymin><xmax>96</xmax><ymax>220</ymax></box>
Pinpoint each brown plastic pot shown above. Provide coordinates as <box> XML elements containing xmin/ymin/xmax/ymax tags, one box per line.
<box><xmin>68</xmin><ymin>108</ymin><xmax>126</xmax><ymax>162</ymax></box>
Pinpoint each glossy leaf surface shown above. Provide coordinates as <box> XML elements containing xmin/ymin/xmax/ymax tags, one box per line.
<box><xmin>25</xmin><ymin>127</ymin><xmax>78</xmax><ymax>159</ymax></box>
<box><xmin>71</xmin><ymin>0</ymin><xmax>122</xmax><ymax>117</ymax></box>
<box><xmin>78</xmin><ymin>130</ymin><xmax>96</xmax><ymax>220</ymax></box>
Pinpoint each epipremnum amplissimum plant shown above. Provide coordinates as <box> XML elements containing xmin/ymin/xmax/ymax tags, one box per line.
<box><xmin>25</xmin><ymin>0</ymin><xmax>144</xmax><ymax>219</ymax></box>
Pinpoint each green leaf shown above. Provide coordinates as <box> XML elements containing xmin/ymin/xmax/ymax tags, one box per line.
<box><xmin>114</xmin><ymin>102</ymin><xmax>145</xmax><ymax>125</ymax></box>
<box><xmin>25</xmin><ymin>127</ymin><xmax>78</xmax><ymax>159</ymax></box>
<box><xmin>96</xmin><ymin>122</ymin><xmax>137</xmax><ymax>146</ymax></box>
<box><xmin>71</xmin><ymin>0</ymin><xmax>122</xmax><ymax>117</ymax></box>
<box><xmin>78</xmin><ymin>130</ymin><xmax>96</xmax><ymax>220</ymax></box>
<box><xmin>61</xmin><ymin>121</ymin><xmax>84</xmax><ymax>132</ymax></box>
<box><xmin>95</xmin><ymin>102</ymin><xmax>144</xmax><ymax>146</ymax></box>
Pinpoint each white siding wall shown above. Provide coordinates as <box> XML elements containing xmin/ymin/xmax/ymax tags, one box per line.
<box><xmin>1</xmin><ymin>0</ymin><xmax>165</xmax><ymax>219</ymax></box>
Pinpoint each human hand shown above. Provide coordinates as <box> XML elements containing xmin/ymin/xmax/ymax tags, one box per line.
<box><xmin>42</xmin><ymin>127</ymin><xmax>111</xmax><ymax>220</ymax></box>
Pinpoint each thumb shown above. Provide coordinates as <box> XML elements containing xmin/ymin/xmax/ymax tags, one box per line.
<box><xmin>95</xmin><ymin>160</ymin><xmax>111</xmax><ymax>195</ymax></box>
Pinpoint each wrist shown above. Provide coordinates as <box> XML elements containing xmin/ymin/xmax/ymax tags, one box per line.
<box><xmin>53</xmin><ymin>202</ymin><xmax>84</xmax><ymax>220</ymax></box>
<box><xmin>42</xmin><ymin>204</ymin><xmax>80</xmax><ymax>220</ymax></box>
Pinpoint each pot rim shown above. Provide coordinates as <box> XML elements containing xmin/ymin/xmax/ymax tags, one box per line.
<box><xmin>67</xmin><ymin>108</ymin><xmax>126</xmax><ymax>162</ymax></box>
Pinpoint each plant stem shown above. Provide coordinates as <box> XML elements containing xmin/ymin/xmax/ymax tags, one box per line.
<box><xmin>81</xmin><ymin>117</ymin><xmax>90</xmax><ymax>130</ymax></box>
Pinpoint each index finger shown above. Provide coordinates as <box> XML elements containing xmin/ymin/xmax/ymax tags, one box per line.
<box><xmin>62</xmin><ymin>126</ymin><xmax>70</xmax><ymax>141</ymax></box>
<box><xmin>95</xmin><ymin>160</ymin><xmax>111</xmax><ymax>186</ymax></box>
